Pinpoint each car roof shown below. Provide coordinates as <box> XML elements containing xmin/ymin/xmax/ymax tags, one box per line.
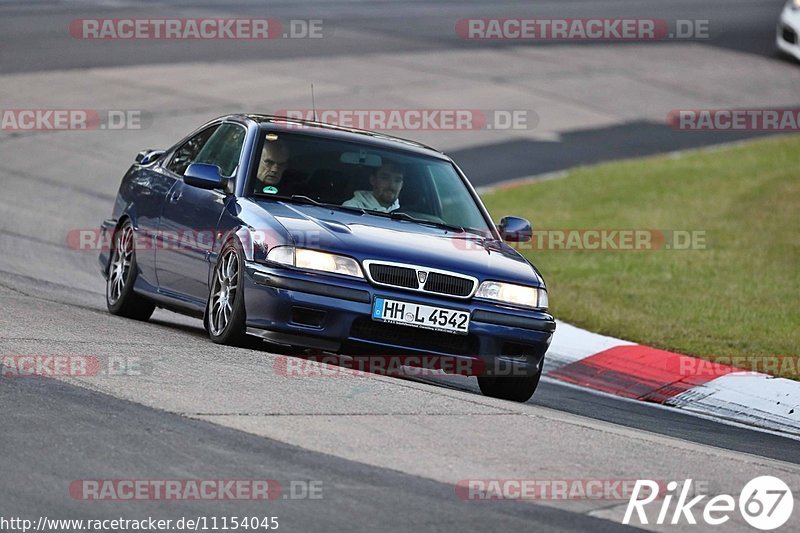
<box><xmin>222</xmin><ymin>114</ymin><xmax>451</xmax><ymax>161</ymax></box>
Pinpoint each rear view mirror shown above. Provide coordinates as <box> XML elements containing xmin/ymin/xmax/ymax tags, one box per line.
<box><xmin>135</xmin><ymin>149</ymin><xmax>165</xmax><ymax>166</ymax></box>
<box><xmin>498</xmin><ymin>216</ymin><xmax>532</xmax><ymax>242</ymax></box>
<box><xmin>184</xmin><ymin>163</ymin><xmax>225</xmax><ymax>190</ymax></box>
<box><xmin>340</xmin><ymin>151</ymin><xmax>382</xmax><ymax>167</ymax></box>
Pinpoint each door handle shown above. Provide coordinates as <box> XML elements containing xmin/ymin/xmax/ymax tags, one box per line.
<box><xmin>168</xmin><ymin>190</ymin><xmax>182</xmax><ymax>203</ymax></box>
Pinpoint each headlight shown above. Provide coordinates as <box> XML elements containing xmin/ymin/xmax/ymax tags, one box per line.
<box><xmin>266</xmin><ymin>246</ymin><xmax>364</xmax><ymax>278</ymax></box>
<box><xmin>475</xmin><ymin>281</ymin><xmax>547</xmax><ymax>309</ymax></box>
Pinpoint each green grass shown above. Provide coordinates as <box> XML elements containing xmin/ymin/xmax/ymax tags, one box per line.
<box><xmin>481</xmin><ymin>136</ymin><xmax>800</xmax><ymax>377</ymax></box>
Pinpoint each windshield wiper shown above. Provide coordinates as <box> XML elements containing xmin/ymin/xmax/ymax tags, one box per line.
<box><xmin>391</xmin><ymin>212</ymin><xmax>492</xmax><ymax>237</ymax></box>
<box><xmin>254</xmin><ymin>194</ymin><xmax>476</xmax><ymax>233</ymax></box>
<box><xmin>288</xmin><ymin>195</ymin><xmax>369</xmax><ymax>215</ymax></box>
<box><xmin>255</xmin><ymin>193</ymin><xmax>366</xmax><ymax>213</ymax></box>
<box><xmin>383</xmin><ymin>211</ymin><xmax>465</xmax><ymax>233</ymax></box>
<box><xmin>328</xmin><ymin>204</ymin><xmax>367</xmax><ymax>215</ymax></box>
<box><xmin>252</xmin><ymin>193</ymin><xmax>328</xmax><ymax>206</ymax></box>
<box><xmin>289</xmin><ymin>194</ymin><xmax>325</xmax><ymax>206</ymax></box>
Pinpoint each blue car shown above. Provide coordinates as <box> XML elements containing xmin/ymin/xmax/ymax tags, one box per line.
<box><xmin>99</xmin><ymin>114</ymin><xmax>555</xmax><ymax>401</ymax></box>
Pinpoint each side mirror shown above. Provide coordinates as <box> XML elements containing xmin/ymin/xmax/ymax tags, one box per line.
<box><xmin>135</xmin><ymin>149</ymin><xmax>165</xmax><ymax>166</ymax></box>
<box><xmin>184</xmin><ymin>163</ymin><xmax>225</xmax><ymax>190</ymax></box>
<box><xmin>498</xmin><ymin>216</ymin><xmax>532</xmax><ymax>242</ymax></box>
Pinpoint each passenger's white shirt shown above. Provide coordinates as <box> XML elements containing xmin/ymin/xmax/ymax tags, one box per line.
<box><xmin>342</xmin><ymin>190</ymin><xmax>399</xmax><ymax>212</ymax></box>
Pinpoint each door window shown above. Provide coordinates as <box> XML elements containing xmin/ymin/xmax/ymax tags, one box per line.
<box><xmin>193</xmin><ymin>123</ymin><xmax>247</xmax><ymax>177</ymax></box>
<box><xmin>166</xmin><ymin>125</ymin><xmax>220</xmax><ymax>176</ymax></box>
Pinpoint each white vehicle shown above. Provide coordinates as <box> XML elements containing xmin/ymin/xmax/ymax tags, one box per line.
<box><xmin>777</xmin><ymin>0</ymin><xmax>800</xmax><ymax>61</ymax></box>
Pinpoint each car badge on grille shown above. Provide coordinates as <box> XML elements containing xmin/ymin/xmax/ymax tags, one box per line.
<box><xmin>417</xmin><ymin>271</ymin><xmax>428</xmax><ymax>284</ymax></box>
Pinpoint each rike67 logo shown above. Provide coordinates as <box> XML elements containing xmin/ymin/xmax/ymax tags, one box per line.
<box><xmin>624</xmin><ymin>476</ymin><xmax>794</xmax><ymax>530</ymax></box>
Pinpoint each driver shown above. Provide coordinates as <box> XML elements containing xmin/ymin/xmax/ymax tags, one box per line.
<box><xmin>343</xmin><ymin>162</ymin><xmax>404</xmax><ymax>212</ymax></box>
<box><xmin>254</xmin><ymin>139</ymin><xmax>289</xmax><ymax>193</ymax></box>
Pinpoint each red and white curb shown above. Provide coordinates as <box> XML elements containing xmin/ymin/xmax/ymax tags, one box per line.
<box><xmin>543</xmin><ymin>322</ymin><xmax>800</xmax><ymax>437</ymax></box>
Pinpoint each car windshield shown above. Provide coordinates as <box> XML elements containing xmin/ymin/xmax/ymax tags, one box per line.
<box><xmin>247</xmin><ymin>129</ymin><xmax>493</xmax><ymax>234</ymax></box>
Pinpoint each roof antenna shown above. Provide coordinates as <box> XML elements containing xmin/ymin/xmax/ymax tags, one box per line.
<box><xmin>311</xmin><ymin>84</ymin><xmax>318</xmax><ymax>122</ymax></box>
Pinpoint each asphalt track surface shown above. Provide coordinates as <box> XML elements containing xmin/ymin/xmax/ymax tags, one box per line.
<box><xmin>1</xmin><ymin>377</ymin><xmax>632</xmax><ymax>532</ymax></box>
<box><xmin>1</xmin><ymin>1</ymin><xmax>799</xmax><ymax>532</ymax></box>
<box><xmin>1</xmin><ymin>0</ymin><xmax>794</xmax><ymax>184</ymax></box>
<box><xmin>0</xmin><ymin>0</ymin><xmax>790</xmax><ymax>74</ymax></box>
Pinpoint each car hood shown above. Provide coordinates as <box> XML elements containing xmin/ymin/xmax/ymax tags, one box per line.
<box><xmin>248</xmin><ymin>200</ymin><xmax>542</xmax><ymax>287</ymax></box>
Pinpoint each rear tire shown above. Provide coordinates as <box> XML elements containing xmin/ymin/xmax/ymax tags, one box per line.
<box><xmin>106</xmin><ymin>220</ymin><xmax>155</xmax><ymax>321</ymax></box>
<box><xmin>477</xmin><ymin>368</ymin><xmax>541</xmax><ymax>402</ymax></box>
<box><xmin>206</xmin><ymin>239</ymin><xmax>248</xmax><ymax>346</ymax></box>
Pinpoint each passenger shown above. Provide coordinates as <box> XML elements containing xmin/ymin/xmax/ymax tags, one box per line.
<box><xmin>254</xmin><ymin>140</ymin><xmax>289</xmax><ymax>193</ymax></box>
<box><xmin>343</xmin><ymin>162</ymin><xmax>404</xmax><ymax>212</ymax></box>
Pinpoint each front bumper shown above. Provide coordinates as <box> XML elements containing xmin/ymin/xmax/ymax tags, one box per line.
<box><xmin>777</xmin><ymin>6</ymin><xmax>800</xmax><ymax>61</ymax></box>
<box><xmin>243</xmin><ymin>261</ymin><xmax>555</xmax><ymax>377</ymax></box>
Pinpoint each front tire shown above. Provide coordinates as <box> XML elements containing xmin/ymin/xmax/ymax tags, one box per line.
<box><xmin>106</xmin><ymin>220</ymin><xmax>155</xmax><ymax>320</ymax></box>
<box><xmin>207</xmin><ymin>240</ymin><xmax>247</xmax><ymax>346</ymax></box>
<box><xmin>477</xmin><ymin>368</ymin><xmax>541</xmax><ymax>403</ymax></box>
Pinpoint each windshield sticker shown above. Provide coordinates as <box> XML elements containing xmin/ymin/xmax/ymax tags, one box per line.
<box><xmin>262</xmin><ymin>186</ymin><xmax>278</xmax><ymax>194</ymax></box>
<box><xmin>265</xmin><ymin>133</ymin><xmax>279</xmax><ymax>141</ymax></box>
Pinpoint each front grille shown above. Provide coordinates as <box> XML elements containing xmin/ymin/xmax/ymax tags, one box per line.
<box><xmin>368</xmin><ymin>264</ymin><xmax>418</xmax><ymax>289</ymax></box>
<box><xmin>365</xmin><ymin>261</ymin><xmax>477</xmax><ymax>298</ymax></box>
<box><xmin>783</xmin><ymin>25</ymin><xmax>798</xmax><ymax>44</ymax></box>
<box><xmin>350</xmin><ymin>318</ymin><xmax>479</xmax><ymax>355</ymax></box>
<box><xmin>424</xmin><ymin>272</ymin><xmax>474</xmax><ymax>297</ymax></box>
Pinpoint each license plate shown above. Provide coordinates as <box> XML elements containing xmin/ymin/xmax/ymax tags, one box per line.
<box><xmin>372</xmin><ymin>297</ymin><xmax>470</xmax><ymax>335</ymax></box>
